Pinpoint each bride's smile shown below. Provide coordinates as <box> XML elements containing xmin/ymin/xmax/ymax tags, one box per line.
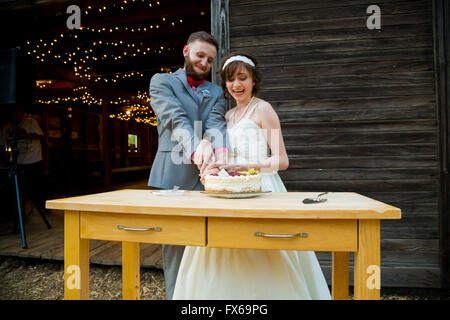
<box><xmin>226</xmin><ymin>68</ymin><xmax>255</xmax><ymax>106</ymax></box>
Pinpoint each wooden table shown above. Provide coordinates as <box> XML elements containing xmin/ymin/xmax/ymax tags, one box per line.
<box><xmin>46</xmin><ymin>189</ymin><xmax>401</xmax><ymax>300</ymax></box>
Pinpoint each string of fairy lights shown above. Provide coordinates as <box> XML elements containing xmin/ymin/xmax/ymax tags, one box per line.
<box><xmin>36</xmin><ymin>86</ymin><xmax>103</xmax><ymax>107</ymax></box>
<box><xmin>109</xmin><ymin>91</ymin><xmax>156</xmax><ymax>125</ymax></box>
<box><xmin>26</xmin><ymin>0</ymin><xmax>203</xmax><ymax>125</ymax></box>
<box><xmin>26</xmin><ymin>23</ymin><xmax>181</xmax><ymax>82</ymax></box>
<box><xmin>37</xmin><ymin>86</ymin><xmax>157</xmax><ymax>125</ymax></box>
<box><xmin>83</xmin><ymin>0</ymin><xmax>162</xmax><ymax>15</ymax></box>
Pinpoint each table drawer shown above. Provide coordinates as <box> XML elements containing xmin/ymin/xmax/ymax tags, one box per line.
<box><xmin>81</xmin><ymin>212</ymin><xmax>206</xmax><ymax>246</ymax></box>
<box><xmin>208</xmin><ymin>218</ymin><xmax>357</xmax><ymax>251</ymax></box>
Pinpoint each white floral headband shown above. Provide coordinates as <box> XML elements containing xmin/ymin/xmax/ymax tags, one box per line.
<box><xmin>222</xmin><ymin>55</ymin><xmax>255</xmax><ymax>70</ymax></box>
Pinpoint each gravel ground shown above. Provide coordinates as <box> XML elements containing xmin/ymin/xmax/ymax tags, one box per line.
<box><xmin>0</xmin><ymin>256</ymin><xmax>447</xmax><ymax>300</ymax></box>
<box><xmin>0</xmin><ymin>256</ymin><xmax>165</xmax><ymax>300</ymax></box>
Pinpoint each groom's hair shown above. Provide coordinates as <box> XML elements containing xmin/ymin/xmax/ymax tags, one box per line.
<box><xmin>186</xmin><ymin>31</ymin><xmax>219</xmax><ymax>51</ymax></box>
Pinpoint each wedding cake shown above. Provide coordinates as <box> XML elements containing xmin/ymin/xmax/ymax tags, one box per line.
<box><xmin>204</xmin><ymin>168</ymin><xmax>261</xmax><ymax>193</ymax></box>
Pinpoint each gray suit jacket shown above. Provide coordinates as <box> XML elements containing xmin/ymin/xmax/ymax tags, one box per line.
<box><xmin>148</xmin><ymin>68</ymin><xmax>227</xmax><ymax>190</ymax></box>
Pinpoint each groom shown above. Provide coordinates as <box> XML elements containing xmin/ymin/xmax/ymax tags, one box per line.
<box><xmin>148</xmin><ymin>31</ymin><xmax>228</xmax><ymax>299</ymax></box>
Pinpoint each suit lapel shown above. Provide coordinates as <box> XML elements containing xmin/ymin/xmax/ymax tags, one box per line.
<box><xmin>174</xmin><ymin>69</ymin><xmax>199</xmax><ymax>104</ymax></box>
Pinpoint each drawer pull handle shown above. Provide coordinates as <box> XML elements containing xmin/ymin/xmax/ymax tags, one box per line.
<box><xmin>254</xmin><ymin>232</ymin><xmax>308</xmax><ymax>238</ymax></box>
<box><xmin>117</xmin><ymin>225</ymin><xmax>161</xmax><ymax>232</ymax></box>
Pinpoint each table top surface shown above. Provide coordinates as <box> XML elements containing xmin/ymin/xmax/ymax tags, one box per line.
<box><xmin>46</xmin><ymin>189</ymin><xmax>401</xmax><ymax>220</ymax></box>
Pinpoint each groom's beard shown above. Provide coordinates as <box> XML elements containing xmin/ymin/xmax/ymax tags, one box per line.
<box><xmin>184</xmin><ymin>56</ymin><xmax>210</xmax><ymax>81</ymax></box>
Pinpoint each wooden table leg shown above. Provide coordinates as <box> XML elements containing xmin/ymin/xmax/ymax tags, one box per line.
<box><xmin>332</xmin><ymin>252</ymin><xmax>349</xmax><ymax>300</ymax></box>
<box><xmin>122</xmin><ymin>241</ymin><xmax>140</xmax><ymax>300</ymax></box>
<box><xmin>354</xmin><ymin>220</ymin><xmax>380</xmax><ymax>300</ymax></box>
<box><xmin>64</xmin><ymin>210</ymin><xmax>90</xmax><ymax>300</ymax></box>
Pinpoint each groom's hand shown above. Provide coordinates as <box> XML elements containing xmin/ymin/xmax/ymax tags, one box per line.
<box><xmin>192</xmin><ymin>139</ymin><xmax>214</xmax><ymax>171</ymax></box>
<box><xmin>199</xmin><ymin>157</ymin><xmax>227</xmax><ymax>184</ymax></box>
<box><xmin>200</xmin><ymin>149</ymin><xmax>228</xmax><ymax>175</ymax></box>
<box><xmin>214</xmin><ymin>149</ymin><xmax>228</xmax><ymax>166</ymax></box>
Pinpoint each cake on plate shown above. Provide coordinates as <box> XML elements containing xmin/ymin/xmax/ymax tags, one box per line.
<box><xmin>204</xmin><ymin>168</ymin><xmax>261</xmax><ymax>193</ymax></box>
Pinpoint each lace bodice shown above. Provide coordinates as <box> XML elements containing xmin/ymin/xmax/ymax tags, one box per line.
<box><xmin>227</xmin><ymin>100</ymin><xmax>270</xmax><ymax>164</ymax></box>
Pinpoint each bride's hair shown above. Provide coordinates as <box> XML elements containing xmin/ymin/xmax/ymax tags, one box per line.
<box><xmin>219</xmin><ymin>51</ymin><xmax>262</xmax><ymax>100</ymax></box>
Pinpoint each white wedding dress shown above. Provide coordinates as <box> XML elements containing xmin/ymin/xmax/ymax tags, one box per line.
<box><xmin>172</xmin><ymin>102</ymin><xmax>331</xmax><ymax>300</ymax></box>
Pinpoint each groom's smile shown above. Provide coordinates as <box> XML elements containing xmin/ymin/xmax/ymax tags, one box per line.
<box><xmin>183</xmin><ymin>39</ymin><xmax>217</xmax><ymax>80</ymax></box>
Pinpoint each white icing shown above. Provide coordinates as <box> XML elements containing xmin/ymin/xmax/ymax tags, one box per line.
<box><xmin>205</xmin><ymin>174</ymin><xmax>261</xmax><ymax>192</ymax></box>
<box><xmin>218</xmin><ymin>168</ymin><xmax>230</xmax><ymax>177</ymax></box>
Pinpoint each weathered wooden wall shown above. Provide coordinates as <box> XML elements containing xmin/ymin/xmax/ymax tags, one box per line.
<box><xmin>228</xmin><ymin>0</ymin><xmax>440</xmax><ymax>287</ymax></box>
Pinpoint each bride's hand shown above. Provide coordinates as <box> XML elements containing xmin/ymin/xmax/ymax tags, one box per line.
<box><xmin>218</xmin><ymin>164</ymin><xmax>251</xmax><ymax>173</ymax></box>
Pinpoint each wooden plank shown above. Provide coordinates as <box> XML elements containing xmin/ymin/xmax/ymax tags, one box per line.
<box><xmin>278</xmin><ymin>106</ymin><xmax>436</xmax><ymax>122</ymax></box>
<box><xmin>272</xmin><ymin>95</ymin><xmax>436</xmax><ymax>112</ymax></box>
<box><xmin>230</xmin><ymin>1</ymin><xmax>429</xmax><ymax>26</ymax></box>
<box><xmin>285</xmin><ymin>156</ymin><xmax>438</xmax><ymax>169</ymax></box>
<box><xmin>231</xmin><ymin>12</ymin><xmax>431</xmax><ymax>37</ymax></box>
<box><xmin>237</xmin><ymin>37</ymin><xmax>433</xmax><ymax>60</ymax></box>
<box><xmin>140</xmin><ymin>244</ymin><xmax>163</xmax><ymax>268</ymax></box>
<box><xmin>319</xmin><ymin>264</ymin><xmax>441</xmax><ymax>288</ymax></box>
<box><xmin>381</xmin><ymin>228</ymin><xmax>438</xmax><ymax>240</ymax></box>
<box><xmin>89</xmin><ymin>241</ymin><xmax>122</xmax><ymax>266</ymax></box>
<box><xmin>264</xmin><ymin>72</ymin><xmax>434</xmax><ymax>89</ymax></box>
<box><xmin>381</xmin><ymin>239</ymin><xmax>439</xmax><ymax>252</ymax></box>
<box><xmin>283</xmin><ymin>131</ymin><xmax>437</xmax><ymax>145</ymax></box>
<box><xmin>280</xmin><ymin>168</ymin><xmax>439</xmax><ymax>181</ymax></box>
<box><xmin>0</xmin><ymin>221</ymin><xmax>62</xmax><ymax>257</ymax></box>
<box><xmin>259</xmin><ymin>60</ymin><xmax>433</xmax><ymax>79</ymax></box>
<box><xmin>283</xmin><ymin>179</ymin><xmax>438</xmax><ymax>192</ymax></box>
<box><xmin>383</xmin><ymin>203</ymin><xmax>438</xmax><ymax>215</ymax></box>
<box><xmin>381</xmin><ymin>216</ymin><xmax>439</xmax><ymax>230</ymax></box>
<box><xmin>318</xmin><ymin>239</ymin><xmax>439</xmax><ymax>265</ymax></box>
<box><xmin>285</xmin><ymin>143</ymin><xmax>437</xmax><ymax>157</ymax></box>
<box><xmin>362</xmin><ymin>191</ymin><xmax>438</xmax><ymax>204</ymax></box>
<box><xmin>282</xmin><ymin>121</ymin><xmax>437</xmax><ymax>134</ymax></box>
<box><xmin>231</xmin><ymin>24</ymin><xmax>432</xmax><ymax>48</ymax></box>
<box><xmin>231</xmin><ymin>0</ymin><xmax>428</xmax><ymax>16</ymax></box>
<box><xmin>89</xmin><ymin>240</ymin><xmax>121</xmax><ymax>263</ymax></box>
<box><xmin>380</xmin><ymin>251</ymin><xmax>439</xmax><ymax>265</ymax></box>
<box><xmin>235</xmin><ymin>36</ymin><xmax>432</xmax><ymax>57</ymax></box>
<box><xmin>254</xmin><ymin>47</ymin><xmax>434</xmax><ymax>68</ymax></box>
<box><xmin>382</xmin><ymin>226</ymin><xmax>438</xmax><ymax>239</ymax></box>
<box><xmin>259</xmin><ymin>84</ymin><xmax>434</xmax><ymax>100</ymax></box>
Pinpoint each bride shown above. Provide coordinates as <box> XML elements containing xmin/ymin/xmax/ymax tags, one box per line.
<box><xmin>172</xmin><ymin>52</ymin><xmax>331</xmax><ymax>300</ymax></box>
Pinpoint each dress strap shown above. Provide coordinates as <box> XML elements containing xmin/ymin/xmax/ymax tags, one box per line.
<box><xmin>229</xmin><ymin>109</ymin><xmax>237</xmax><ymax>126</ymax></box>
<box><xmin>244</xmin><ymin>99</ymin><xmax>259</xmax><ymax>119</ymax></box>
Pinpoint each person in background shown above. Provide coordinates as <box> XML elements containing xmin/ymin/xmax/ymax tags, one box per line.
<box><xmin>0</xmin><ymin>107</ymin><xmax>50</xmax><ymax>230</ymax></box>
